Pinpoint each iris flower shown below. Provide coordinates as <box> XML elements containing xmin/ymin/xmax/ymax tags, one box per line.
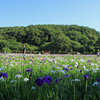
<box><xmin>63</xmin><ymin>68</ymin><xmax>69</xmax><ymax>72</ymax></box>
<box><xmin>87</xmin><ymin>60</ymin><xmax>90</xmax><ymax>63</ymax></box>
<box><xmin>93</xmin><ymin>82</ymin><xmax>100</xmax><ymax>87</ymax></box>
<box><xmin>57</xmin><ymin>70</ymin><xmax>65</xmax><ymax>74</ymax></box>
<box><xmin>71</xmin><ymin>79</ymin><xmax>81</xmax><ymax>81</ymax></box>
<box><xmin>68</xmin><ymin>65</ymin><xmax>71</xmax><ymax>67</ymax></box>
<box><xmin>54</xmin><ymin>79</ymin><xmax>58</xmax><ymax>83</ymax></box>
<box><xmin>97</xmin><ymin>78</ymin><xmax>100</xmax><ymax>82</ymax></box>
<box><xmin>0</xmin><ymin>73</ymin><xmax>8</xmax><ymax>78</ymax></box>
<box><xmin>35</xmin><ymin>77</ymin><xmax>45</xmax><ymax>87</ymax></box>
<box><xmin>50</xmin><ymin>70</ymin><xmax>55</xmax><ymax>73</ymax></box>
<box><xmin>93</xmin><ymin>79</ymin><xmax>100</xmax><ymax>87</ymax></box>
<box><xmin>11</xmin><ymin>80</ymin><xmax>17</xmax><ymax>83</ymax></box>
<box><xmin>31</xmin><ymin>86</ymin><xmax>35</xmax><ymax>90</ymax></box>
<box><xmin>64</xmin><ymin>74</ymin><xmax>70</xmax><ymax>77</ymax></box>
<box><xmin>15</xmin><ymin>74</ymin><xmax>21</xmax><ymax>78</ymax></box>
<box><xmin>53</xmin><ymin>60</ymin><xmax>55</xmax><ymax>62</ymax></box>
<box><xmin>35</xmin><ymin>76</ymin><xmax>52</xmax><ymax>87</ymax></box>
<box><xmin>83</xmin><ymin>74</ymin><xmax>89</xmax><ymax>80</ymax></box>
<box><xmin>24</xmin><ymin>78</ymin><xmax>29</xmax><ymax>82</ymax></box>
<box><xmin>18</xmin><ymin>71</ymin><xmax>21</xmax><ymax>73</ymax></box>
<box><xmin>40</xmin><ymin>61</ymin><xmax>43</xmax><ymax>63</ymax></box>
<box><xmin>0</xmin><ymin>67</ymin><xmax>5</xmax><ymax>71</ymax></box>
<box><xmin>61</xmin><ymin>65</ymin><xmax>63</xmax><ymax>67</ymax></box>
<box><xmin>26</xmin><ymin>69</ymin><xmax>32</xmax><ymax>73</ymax></box>
<box><xmin>70</xmin><ymin>68</ymin><xmax>73</xmax><ymax>70</ymax></box>
<box><xmin>43</xmin><ymin>76</ymin><xmax>52</xmax><ymax>85</ymax></box>
<box><xmin>76</xmin><ymin>66</ymin><xmax>79</xmax><ymax>68</ymax></box>
<box><xmin>80</xmin><ymin>70</ymin><xmax>82</xmax><ymax>72</ymax></box>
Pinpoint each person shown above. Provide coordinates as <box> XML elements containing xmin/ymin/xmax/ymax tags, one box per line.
<box><xmin>4</xmin><ymin>51</ymin><xmax>6</xmax><ymax>55</ymax></box>
<box><xmin>97</xmin><ymin>52</ymin><xmax>99</xmax><ymax>57</ymax></box>
<box><xmin>49</xmin><ymin>50</ymin><xmax>50</xmax><ymax>54</ymax></box>
<box><xmin>23</xmin><ymin>45</ymin><xmax>26</xmax><ymax>60</ymax></box>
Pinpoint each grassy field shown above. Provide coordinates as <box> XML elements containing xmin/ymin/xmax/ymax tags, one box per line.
<box><xmin>0</xmin><ymin>53</ymin><xmax>100</xmax><ymax>100</ymax></box>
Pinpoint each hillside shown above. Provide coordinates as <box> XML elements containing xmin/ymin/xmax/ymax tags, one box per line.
<box><xmin>0</xmin><ymin>25</ymin><xmax>100</xmax><ymax>54</ymax></box>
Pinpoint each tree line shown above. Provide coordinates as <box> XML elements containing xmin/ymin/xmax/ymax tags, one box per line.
<box><xmin>0</xmin><ymin>24</ymin><xmax>100</xmax><ymax>54</ymax></box>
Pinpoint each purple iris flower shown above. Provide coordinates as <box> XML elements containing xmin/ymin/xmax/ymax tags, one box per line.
<box><xmin>43</xmin><ymin>58</ymin><xmax>46</xmax><ymax>60</ymax></box>
<box><xmin>35</xmin><ymin>76</ymin><xmax>52</xmax><ymax>87</ymax></box>
<box><xmin>68</xmin><ymin>65</ymin><xmax>71</xmax><ymax>67</ymax></box>
<box><xmin>97</xmin><ymin>78</ymin><xmax>100</xmax><ymax>82</ymax></box>
<box><xmin>59</xmin><ymin>78</ymin><xmax>63</xmax><ymax>80</ymax></box>
<box><xmin>96</xmin><ymin>79</ymin><xmax>100</xmax><ymax>88</ymax></box>
<box><xmin>95</xmin><ymin>60</ymin><xmax>97</xmax><ymax>62</ymax></box>
<box><xmin>63</xmin><ymin>68</ymin><xmax>69</xmax><ymax>72</ymax></box>
<box><xmin>80</xmin><ymin>70</ymin><xmax>82</xmax><ymax>72</ymax></box>
<box><xmin>0</xmin><ymin>73</ymin><xmax>8</xmax><ymax>78</ymax></box>
<box><xmin>76</xmin><ymin>66</ymin><xmax>79</xmax><ymax>68</ymax></box>
<box><xmin>87</xmin><ymin>60</ymin><xmax>90</xmax><ymax>63</ymax></box>
<box><xmin>70</xmin><ymin>68</ymin><xmax>73</xmax><ymax>70</ymax></box>
<box><xmin>43</xmin><ymin>76</ymin><xmax>52</xmax><ymax>85</ymax></box>
<box><xmin>43</xmin><ymin>77</ymin><xmax>51</xmax><ymax>85</ymax></box>
<box><xmin>35</xmin><ymin>77</ymin><xmax>45</xmax><ymax>87</ymax></box>
<box><xmin>26</xmin><ymin>69</ymin><xmax>32</xmax><ymax>73</ymax></box>
<box><xmin>45</xmin><ymin>76</ymin><xmax>52</xmax><ymax>82</ymax></box>
<box><xmin>64</xmin><ymin>74</ymin><xmax>70</xmax><ymax>77</ymax></box>
<box><xmin>61</xmin><ymin>65</ymin><xmax>63</xmax><ymax>67</ymax></box>
<box><xmin>54</xmin><ymin>79</ymin><xmax>58</xmax><ymax>83</ymax></box>
<box><xmin>40</xmin><ymin>61</ymin><xmax>43</xmax><ymax>63</ymax></box>
<box><xmin>43</xmin><ymin>77</ymin><xmax>50</xmax><ymax>85</ymax></box>
<box><xmin>83</xmin><ymin>74</ymin><xmax>89</xmax><ymax>80</ymax></box>
<box><xmin>18</xmin><ymin>71</ymin><xmax>21</xmax><ymax>73</ymax></box>
<box><xmin>53</xmin><ymin>60</ymin><xmax>55</xmax><ymax>62</ymax></box>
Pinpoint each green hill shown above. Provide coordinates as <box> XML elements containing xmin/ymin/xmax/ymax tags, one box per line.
<box><xmin>0</xmin><ymin>25</ymin><xmax>100</xmax><ymax>54</ymax></box>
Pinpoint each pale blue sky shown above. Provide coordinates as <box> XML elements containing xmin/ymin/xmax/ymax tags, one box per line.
<box><xmin>0</xmin><ymin>0</ymin><xmax>100</xmax><ymax>32</ymax></box>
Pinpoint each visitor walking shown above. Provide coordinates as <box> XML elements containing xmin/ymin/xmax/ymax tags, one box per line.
<box><xmin>23</xmin><ymin>45</ymin><xmax>26</xmax><ymax>60</ymax></box>
<box><xmin>97</xmin><ymin>52</ymin><xmax>99</xmax><ymax>57</ymax></box>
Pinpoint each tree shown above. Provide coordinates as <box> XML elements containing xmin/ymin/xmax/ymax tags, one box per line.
<box><xmin>66</xmin><ymin>31</ymin><xmax>81</xmax><ymax>41</ymax></box>
<box><xmin>0</xmin><ymin>40</ymin><xmax>11</xmax><ymax>50</ymax></box>
<box><xmin>24</xmin><ymin>43</ymin><xmax>31</xmax><ymax>51</ymax></box>
<box><xmin>70</xmin><ymin>41</ymin><xmax>82</xmax><ymax>52</ymax></box>
<box><xmin>0</xmin><ymin>24</ymin><xmax>100</xmax><ymax>54</ymax></box>
<box><xmin>51</xmin><ymin>34</ymin><xmax>70</xmax><ymax>53</ymax></box>
<box><xmin>79</xmin><ymin>46</ymin><xmax>85</xmax><ymax>53</ymax></box>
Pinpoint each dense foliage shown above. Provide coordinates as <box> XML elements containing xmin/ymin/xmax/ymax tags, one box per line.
<box><xmin>0</xmin><ymin>25</ymin><xmax>100</xmax><ymax>53</ymax></box>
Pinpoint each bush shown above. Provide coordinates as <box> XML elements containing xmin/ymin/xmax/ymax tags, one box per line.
<box><xmin>1</xmin><ymin>47</ymin><xmax>12</xmax><ymax>53</ymax></box>
<box><xmin>33</xmin><ymin>51</ymin><xmax>39</xmax><ymax>54</ymax></box>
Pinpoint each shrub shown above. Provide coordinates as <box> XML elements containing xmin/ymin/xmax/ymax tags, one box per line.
<box><xmin>1</xmin><ymin>47</ymin><xmax>12</xmax><ymax>53</ymax></box>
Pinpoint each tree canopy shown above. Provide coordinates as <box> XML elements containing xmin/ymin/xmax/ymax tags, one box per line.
<box><xmin>0</xmin><ymin>24</ymin><xmax>100</xmax><ymax>53</ymax></box>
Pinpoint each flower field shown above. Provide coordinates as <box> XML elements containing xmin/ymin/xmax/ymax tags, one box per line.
<box><xmin>0</xmin><ymin>54</ymin><xmax>100</xmax><ymax>100</ymax></box>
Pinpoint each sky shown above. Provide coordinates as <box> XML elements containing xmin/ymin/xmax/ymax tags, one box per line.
<box><xmin>0</xmin><ymin>0</ymin><xmax>100</xmax><ymax>32</ymax></box>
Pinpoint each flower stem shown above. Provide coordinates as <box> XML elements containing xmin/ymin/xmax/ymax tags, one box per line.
<box><xmin>73</xmin><ymin>84</ymin><xmax>75</xmax><ymax>100</ymax></box>
<box><xmin>84</xmin><ymin>80</ymin><xmax>88</xmax><ymax>100</ymax></box>
<box><xmin>56</xmin><ymin>84</ymin><xmax>58</xmax><ymax>100</ymax></box>
<box><xmin>72</xmin><ymin>79</ymin><xmax>75</xmax><ymax>100</ymax></box>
